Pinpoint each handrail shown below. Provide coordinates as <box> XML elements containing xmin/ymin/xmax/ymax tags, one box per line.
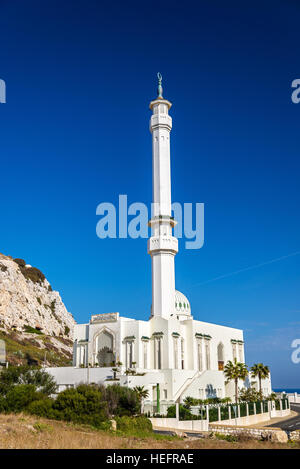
<box><xmin>173</xmin><ymin>371</ymin><xmax>201</xmax><ymax>402</ymax></box>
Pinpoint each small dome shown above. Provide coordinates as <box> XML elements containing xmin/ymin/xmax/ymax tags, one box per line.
<box><xmin>174</xmin><ymin>290</ymin><xmax>191</xmax><ymax>316</ymax></box>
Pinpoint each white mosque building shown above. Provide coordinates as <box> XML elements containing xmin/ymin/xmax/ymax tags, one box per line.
<box><xmin>47</xmin><ymin>76</ymin><xmax>272</xmax><ymax>405</ymax></box>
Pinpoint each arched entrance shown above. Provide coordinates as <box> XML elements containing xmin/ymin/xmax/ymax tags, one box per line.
<box><xmin>217</xmin><ymin>342</ymin><xmax>224</xmax><ymax>371</ymax></box>
<box><xmin>96</xmin><ymin>330</ymin><xmax>115</xmax><ymax>367</ymax></box>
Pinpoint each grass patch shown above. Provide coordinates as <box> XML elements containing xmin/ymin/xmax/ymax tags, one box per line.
<box><xmin>23</xmin><ymin>325</ymin><xmax>43</xmax><ymax>335</ymax></box>
<box><xmin>0</xmin><ymin>330</ymin><xmax>72</xmax><ymax>367</ymax></box>
<box><xmin>33</xmin><ymin>422</ymin><xmax>53</xmax><ymax>433</ymax></box>
<box><xmin>214</xmin><ymin>432</ymin><xmax>238</xmax><ymax>443</ymax></box>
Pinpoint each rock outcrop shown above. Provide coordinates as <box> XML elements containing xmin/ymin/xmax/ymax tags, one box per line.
<box><xmin>0</xmin><ymin>253</ymin><xmax>75</xmax><ymax>339</ymax></box>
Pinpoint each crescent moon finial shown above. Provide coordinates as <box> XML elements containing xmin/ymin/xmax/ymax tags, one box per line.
<box><xmin>157</xmin><ymin>72</ymin><xmax>163</xmax><ymax>98</ymax></box>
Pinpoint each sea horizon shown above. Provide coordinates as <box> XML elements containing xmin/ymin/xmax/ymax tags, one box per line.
<box><xmin>273</xmin><ymin>388</ymin><xmax>300</xmax><ymax>394</ymax></box>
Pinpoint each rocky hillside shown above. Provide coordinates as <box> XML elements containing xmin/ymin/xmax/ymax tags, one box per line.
<box><xmin>0</xmin><ymin>253</ymin><xmax>76</xmax><ymax>366</ymax></box>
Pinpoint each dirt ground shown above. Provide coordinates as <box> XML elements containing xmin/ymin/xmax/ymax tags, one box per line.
<box><xmin>0</xmin><ymin>413</ymin><xmax>299</xmax><ymax>449</ymax></box>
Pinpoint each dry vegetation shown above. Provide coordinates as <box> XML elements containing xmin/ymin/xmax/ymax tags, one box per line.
<box><xmin>0</xmin><ymin>413</ymin><xmax>299</xmax><ymax>449</ymax></box>
<box><xmin>0</xmin><ymin>329</ymin><xmax>72</xmax><ymax>367</ymax></box>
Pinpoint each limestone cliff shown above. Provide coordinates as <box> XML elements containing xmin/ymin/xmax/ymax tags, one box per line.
<box><xmin>0</xmin><ymin>253</ymin><xmax>75</xmax><ymax>337</ymax></box>
<box><xmin>0</xmin><ymin>253</ymin><xmax>76</xmax><ymax>366</ymax></box>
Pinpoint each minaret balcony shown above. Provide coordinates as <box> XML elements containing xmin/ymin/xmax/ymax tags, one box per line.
<box><xmin>150</xmin><ymin>114</ymin><xmax>172</xmax><ymax>132</ymax></box>
<box><xmin>147</xmin><ymin>236</ymin><xmax>178</xmax><ymax>255</ymax></box>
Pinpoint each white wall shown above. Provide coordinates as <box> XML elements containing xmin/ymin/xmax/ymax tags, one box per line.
<box><xmin>150</xmin><ymin>417</ymin><xmax>209</xmax><ymax>432</ymax></box>
<box><xmin>46</xmin><ymin>366</ymin><xmax>113</xmax><ymax>391</ymax></box>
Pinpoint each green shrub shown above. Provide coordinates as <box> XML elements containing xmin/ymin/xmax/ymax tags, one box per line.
<box><xmin>220</xmin><ymin>404</ymin><xmax>229</xmax><ymax>420</ymax></box>
<box><xmin>0</xmin><ymin>365</ymin><xmax>57</xmax><ymax>396</ymax></box>
<box><xmin>214</xmin><ymin>432</ymin><xmax>237</xmax><ymax>442</ymax></box>
<box><xmin>103</xmin><ymin>384</ymin><xmax>140</xmax><ymax>416</ymax></box>
<box><xmin>167</xmin><ymin>404</ymin><xmax>194</xmax><ymax>420</ymax></box>
<box><xmin>52</xmin><ymin>385</ymin><xmax>109</xmax><ymax>427</ymax></box>
<box><xmin>239</xmin><ymin>387</ymin><xmax>262</xmax><ymax>402</ymax></box>
<box><xmin>208</xmin><ymin>406</ymin><xmax>219</xmax><ymax>422</ymax></box>
<box><xmin>5</xmin><ymin>384</ymin><xmax>41</xmax><ymax>412</ymax></box>
<box><xmin>0</xmin><ymin>396</ymin><xmax>7</xmax><ymax>413</ymax></box>
<box><xmin>23</xmin><ymin>325</ymin><xmax>43</xmax><ymax>335</ymax></box>
<box><xmin>115</xmin><ymin>415</ymin><xmax>152</xmax><ymax>434</ymax></box>
<box><xmin>240</xmin><ymin>402</ymin><xmax>247</xmax><ymax>417</ymax></box>
<box><xmin>27</xmin><ymin>398</ymin><xmax>56</xmax><ymax>419</ymax></box>
<box><xmin>0</xmin><ymin>380</ymin><xmax>144</xmax><ymax>432</ymax></box>
<box><xmin>207</xmin><ymin>397</ymin><xmax>221</xmax><ymax>404</ymax></box>
<box><xmin>33</xmin><ymin>422</ymin><xmax>54</xmax><ymax>433</ymax></box>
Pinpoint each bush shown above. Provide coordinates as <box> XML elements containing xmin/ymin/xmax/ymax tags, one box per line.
<box><xmin>208</xmin><ymin>407</ymin><xmax>219</xmax><ymax>422</ymax></box>
<box><xmin>207</xmin><ymin>397</ymin><xmax>221</xmax><ymax>404</ymax></box>
<box><xmin>239</xmin><ymin>387</ymin><xmax>263</xmax><ymax>402</ymax></box>
<box><xmin>33</xmin><ymin>422</ymin><xmax>54</xmax><ymax>433</ymax></box>
<box><xmin>0</xmin><ymin>396</ymin><xmax>7</xmax><ymax>413</ymax></box>
<box><xmin>167</xmin><ymin>404</ymin><xmax>194</xmax><ymax>420</ymax></box>
<box><xmin>0</xmin><ymin>365</ymin><xmax>57</xmax><ymax>397</ymax></box>
<box><xmin>5</xmin><ymin>384</ymin><xmax>41</xmax><ymax>412</ymax></box>
<box><xmin>27</xmin><ymin>398</ymin><xmax>56</xmax><ymax>419</ymax></box>
<box><xmin>214</xmin><ymin>432</ymin><xmax>238</xmax><ymax>442</ymax></box>
<box><xmin>102</xmin><ymin>384</ymin><xmax>140</xmax><ymax>416</ymax></box>
<box><xmin>52</xmin><ymin>385</ymin><xmax>109</xmax><ymax>427</ymax></box>
<box><xmin>116</xmin><ymin>415</ymin><xmax>152</xmax><ymax>434</ymax></box>
<box><xmin>23</xmin><ymin>325</ymin><xmax>43</xmax><ymax>335</ymax></box>
<box><xmin>0</xmin><ymin>380</ymin><xmax>145</xmax><ymax>432</ymax></box>
<box><xmin>14</xmin><ymin>260</ymin><xmax>46</xmax><ymax>284</ymax></box>
<box><xmin>13</xmin><ymin>258</ymin><xmax>26</xmax><ymax>268</ymax></box>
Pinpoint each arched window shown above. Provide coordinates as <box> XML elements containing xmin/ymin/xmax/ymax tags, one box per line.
<box><xmin>97</xmin><ymin>330</ymin><xmax>115</xmax><ymax>367</ymax></box>
<box><xmin>217</xmin><ymin>342</ymin><xmax>224</xmax><ymax>371</ymax></box>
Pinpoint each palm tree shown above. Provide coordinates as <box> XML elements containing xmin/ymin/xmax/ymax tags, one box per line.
<box><xmin>224</xmin><ymin>359</ymin><xmax>248</xmax><ymax>403</ymax></box>
<box><xmin>183</xmin><ymin>396</ymin><xmax>197</xmax><ymax>409</ymax></box>
<box><xmin>133</xmin><ymin>386</ymin><xmax>149</xmax><ymax>414</ymax></box>
<box><xmin>250</xmin><ymin>363</ymin><xmax>269</xmax><ymax>395</ymax></box>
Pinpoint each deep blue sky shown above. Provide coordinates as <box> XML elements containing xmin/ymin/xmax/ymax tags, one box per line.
<box><xmin>0</xmin><ymin>0</ymin><xmax>299</xmax><ymax>387</ymax></box>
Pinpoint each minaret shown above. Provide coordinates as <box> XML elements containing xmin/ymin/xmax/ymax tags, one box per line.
<box><xmin>148</xmin><ymin>73</ymin><xmax>178</xmax><ymax>319</ymax></box>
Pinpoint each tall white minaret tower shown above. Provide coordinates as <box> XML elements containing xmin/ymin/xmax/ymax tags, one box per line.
<box><xmin>148</xmin><ymin>73</ymin><xmax>178</xmax><ymax>320</ymax></box>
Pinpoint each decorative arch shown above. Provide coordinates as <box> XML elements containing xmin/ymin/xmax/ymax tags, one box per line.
<box><xmin>93</xmin><ymin>327</ymin><xmax>116</xmax><ymax>367</ymax></box>
<box><xmin>217</xmin><ymin>342</ymin><xmax>224</xmax><ymax>371</ymax></box>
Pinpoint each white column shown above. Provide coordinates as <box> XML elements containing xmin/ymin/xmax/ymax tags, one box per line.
<box><xmin>206</xmin><ymin>405</ymin><xmax>209</xmax><ymax>422</ymax></box>
<box><xmin>176</xmin><ymin>402</ymin><xmax>179</xmax><ymax>421</ymax></box>
<box><xmin>148</xmin><ymin>77</ymin><xmax>178</xmax><ymax>320</ymax></box>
